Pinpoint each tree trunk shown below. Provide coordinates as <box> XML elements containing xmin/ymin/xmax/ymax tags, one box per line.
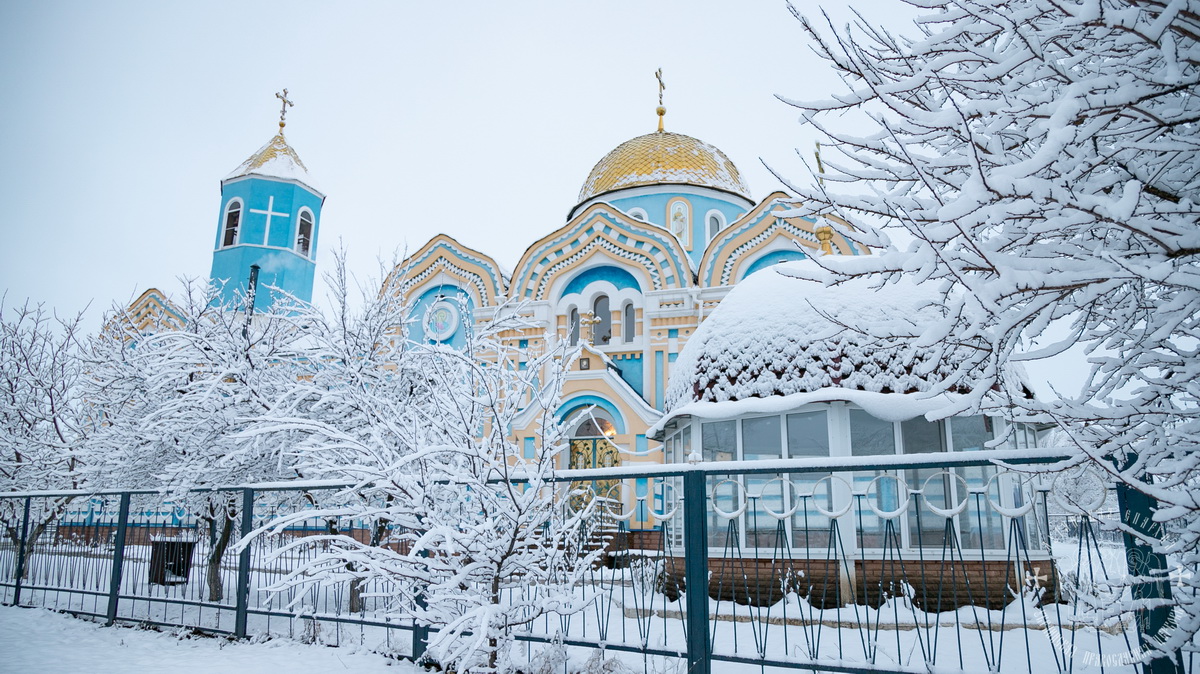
<box><xmin>206</xmin><ymin>515</ymin><xmax>235</xmax><ymax>602</ymax></box>
<box><xmin>347</xmin><ymin>515</ymin><xmax>389</xmax><ymax>614</ymax></box>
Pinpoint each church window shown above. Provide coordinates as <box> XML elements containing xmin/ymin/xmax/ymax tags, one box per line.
<box><xmin>296</xmin><ymin>208</ymin><xmax>314</xmax><ymax>257</ymax></box>
<box><xmin>706</xmin><ymin>210</ymin><xmax>725</xmax><ymax>241</ymax></box>
<box><xmin>569</xmin><ymin>307</ymin><xmax>580</xmax><ymax>346</ymax></box>
<box><xmin>627</xmin><ymin>207</ymin><xmax>648</xmax><ymax>222</ymax></box>
<box><xmin>622</xmin><ymin>302</ymin><xmax>636</xmax><ymax>342</ymax></box>
<box><xmin>221</xmin><ymin>199</ymin><xmax>242</xmax><ymax>248</ymax></box>
<box><xmin>593</xmin><ymin>295</ymin><xmax>612</xmax><ymax>345</ymax></box>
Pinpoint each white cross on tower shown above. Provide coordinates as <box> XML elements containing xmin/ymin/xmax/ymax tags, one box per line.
<box><xmin>249</xmin><ymin>195</ymin><xmax>289</xmax><ymax>245</ymax></box>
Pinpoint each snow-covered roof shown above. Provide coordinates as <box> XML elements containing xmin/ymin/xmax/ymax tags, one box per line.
<box><xmin>224</xmin><ymin>132</ymin><xmax>321</xmax><ymax>194</ymax></box>
<box><xmin>663</xmin><ymin>259</ymin><xmax>1026</xmax><ymax>415</ymax></box>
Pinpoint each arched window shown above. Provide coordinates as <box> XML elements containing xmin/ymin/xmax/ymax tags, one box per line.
<box><xmin>708</xmin><ymin>212</ymin><xmax>723</xmax><ymax>240</ymax></box>
<box><xmin>623</xmin><ymin>302</ymin><xmax>636</xmax><ymax>342</ymax></box>
<box><xmin>627</xmin><ymin>207</ymin><xmax>648</xmax><ymax>222</ymax></box>
<box><xmin>221</xmin><ymin>200</ymin><xmax>242</xmax><ymax>248</ymax></box>
<box><xmin>569</xmin><ymin>307</ymin><xmax>580</xmax><ymax>346</ymax></box>
<box><xmin>593</xmin><ymin>295</ymin><xmax>612</xmax><ymax>345</ymax></box>
<box><xmin>296</xmin><ymin>209</ymin><xmax>314</xmax><ymax>257</ymax></box>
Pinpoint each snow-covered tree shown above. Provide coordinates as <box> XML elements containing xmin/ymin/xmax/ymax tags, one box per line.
<box><xmin>245</xmin><ymin>260</ymin><xmax>598</xmax><ymax>673</ymax></box>
<box><xmin>0</xmin><ymin>299</ymin><xmax>93</xmax><ymax>564</ymax></box>
<box><xmin>84</xmin><ymin>280</ymin><xmax>304</xmax><ymax>600</ymax></box>
<box><xmin>782</xmin><ymin>0</ymin><xmax>1198</xmax><ymax>653</ymax></box>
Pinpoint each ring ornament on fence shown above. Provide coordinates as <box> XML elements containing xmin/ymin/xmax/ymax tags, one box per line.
<box><xmin>1050</xmin><ymin>467</ymin><xmax>1109</xmax><ymax>515</ymax></box>
<box><xmin>809</xmin><ymin>474</ymin><xmax>854</xmax><ymax>518</ymax></box>
<box><xmin>758</xmin><ymin>477</ymin><xmax>800</xmax><ymax>520</ymax></box>
<box><xmin>597</xmin><ymin>483</ymin><xmax>638</xmax><ymax>521</ymax></box>
<box><xmin>923</xmin><ymin>471</ymin><xmax>971</xmax><ymax>518</ymax></box>
<box><xmin>648</xmin><ymin>478</ymin><xmax>680</xmax><ymax>521</ymax></box>
<box><xmin>709</xmin><ymin>478</ymin><xmax>748</xmax><ymax>520</ymax></box>
<box><xmin>864</xmin><ymin>474</ymin><xmax>911</xmax><ymax>520</ymax></box>
<box><xmin>985</xmin><ymin>470</ymin><xmax>1035</xmax><ymax>518</ymax></box>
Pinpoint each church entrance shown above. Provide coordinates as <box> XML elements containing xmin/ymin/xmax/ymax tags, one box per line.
<box><xmin>568</xmin><ymin>415</ymin><xmax>622</xmax><ymax>508</ymax></box>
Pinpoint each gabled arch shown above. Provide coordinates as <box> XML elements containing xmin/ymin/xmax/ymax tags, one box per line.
<box><xmin>697</xmin><ymin>192</ymin><xmax>865</xmax><ymax>288</ymax></box>
<box><xmin>384</xmin><ymin>234</ymin><xmax>508</xmax><ymax>308</ymax></box>
<box><xmin>509</xmin><ymin>203</ymin><xmax>692</xmax><ymax>302</ymax></box>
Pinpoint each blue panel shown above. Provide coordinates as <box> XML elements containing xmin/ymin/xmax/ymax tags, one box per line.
<box><xmin>743</xmin><ymin>249</ymin><xmax>809</xmax><ymax>278</ymax></box>
<box><xmin>523</xmin><ymin>437</ymin><xmax>535</xmax><ymax>459</ymax></box>
<box><xmin>558</xmin><ymin>395</ymin><xmax>626</xmax><ymax>434</ymax></box>
<box><xmin>668</xmin><ymin>329</ymin><xmax>678</xmax><ymax>339</ymax></box>
<box><xmin>409</xmin><ymin>285</ymin><xmax>474</xmax><ymax>349</ymax></box>
<box><xmin>654</xmin><ymin>351</ymin><xmax>664</xmax><ymax>411</ymax></box>
<box><xmin>636</xmin><ymin>478</ymin><xmax>648</xmax><ymax>523</ymax></box>
<box><xmin>562</xmin><ymin>265</ymin><xmax>642</xmax><ymax>296</ymax></box>
<box><xmin>617</xmin><ymin>354</ymin><xmax>644</xmax><ymax>398</ymax></box>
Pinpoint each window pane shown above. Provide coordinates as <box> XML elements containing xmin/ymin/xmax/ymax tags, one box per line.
<box><xmin>850</xmin><ymin>410</ymin><xmax>894</xmax><ymax>456</ymax></box>
<box><xmin>950</xmin><ymin>416</ymin><xmax>993</xmax><ymax>452</ymax></box>
<box><xmin>223</xmin><ymin>205</ymin><xmax>240</xmax><ymax>247</ymax></box>
<box><xmin>701</xmin><ymin>421</ymin><xmax>735</xmax><ymax>463</ymax></box>
<box><xmin>742</xmin><ymin>417</ymin><xmax>782</xmax><ymax>548</ymax></box>
<box><xmin>569</xmin><ymin>308</ymin><xmax>579</xmax><ymax>346</ymax></box>
<box><xmin>741</xmin><ymin>417</ymin><xmax>781</xmax><ymax>461</ymax></box>
<box><xmin>623</xmin><ymin>304</ymin><xmax>635</xmax><ymax>342</ymax></box>
<box><xmin>787</xmin><ymin>410</ymin><xmax>829</xmax><ymax>457</ymax></box>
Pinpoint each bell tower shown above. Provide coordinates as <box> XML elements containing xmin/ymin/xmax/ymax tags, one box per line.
<box><xmin>210</xmin><ymin>90</ymin><xmax>325</xmax><ymax>311</ymax></box>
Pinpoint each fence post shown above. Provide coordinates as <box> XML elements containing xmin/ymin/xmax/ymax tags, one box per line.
<box><xmin>105</xmin><ymin>492</ymin><xmax>132</xmax><ymax>626</ymax></box>
<box><xmin>234</xmin><ymin>488</ymin><xmax>254</xmax><ymax>639</ymax></box>
<box><xmin>11</xmin><ymin>496</ymin><xmax>32</xmax><ymax>606</ymax></box>
<box><xmin>682</xmin><ymin>468</ymin><xmax>710</xmax><ymax>674</ymax></box>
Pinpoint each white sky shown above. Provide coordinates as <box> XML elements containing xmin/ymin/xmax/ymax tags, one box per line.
<box><xmin>0</xmin><ymin>1</ymin><xmax>913</xmax><ymax>316</ymax></box>
<box><xmin>0</xmin><ymin>1</ymin><xmax>1083</xmax><ymax>394</ymax></box>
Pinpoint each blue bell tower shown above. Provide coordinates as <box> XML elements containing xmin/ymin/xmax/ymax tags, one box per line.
<box><xmin>210</xmin><ymin>90</ymin><xmax>325</xmax><ymax>312</ymax></box>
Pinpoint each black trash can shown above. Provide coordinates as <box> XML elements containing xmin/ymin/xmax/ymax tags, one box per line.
<box><xmin>148</xmin><ymin>538</ymin><xmax>197</xmax><ymax>586</ymax></box>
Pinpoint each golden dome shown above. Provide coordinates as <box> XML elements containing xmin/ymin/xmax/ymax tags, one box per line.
<box><xmin>577</xmin><ymin>131</ymin><xmax>752</xmax><ymax>204</ymax></box>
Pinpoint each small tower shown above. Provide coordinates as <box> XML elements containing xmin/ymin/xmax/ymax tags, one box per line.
<box><xmin>210</xmin><ymin>90</ymin><xmax>324</xmax><ymax>311</ymax></box>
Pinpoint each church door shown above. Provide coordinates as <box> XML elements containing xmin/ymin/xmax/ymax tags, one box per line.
<box><xmin>568</xmin><ymin>417</ymin><xmax>622</xmax><ymax>507</ymax></box>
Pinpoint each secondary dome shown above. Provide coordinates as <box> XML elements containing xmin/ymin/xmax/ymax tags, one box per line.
<box><xmin>577</xmin><ymin>131</ymin><xmax>752</xmax><ymax>205</ymax></box>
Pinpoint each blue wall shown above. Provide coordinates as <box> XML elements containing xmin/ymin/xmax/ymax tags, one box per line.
<box><xmin>563</xmin><ymin>265</ymin><xmax>642</xmax><ymax>296</ymax></box>
<box><xmin>609</xmin><ymin>191</ymin><xmax>746</xmax><ymax>266</ymax></box>
<box><xmin>742</xmin><ymin>249</ymin><xmax>809</xmax><ymax>278</ymax></box>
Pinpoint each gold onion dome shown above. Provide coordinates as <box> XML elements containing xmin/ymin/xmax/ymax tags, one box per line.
<box><xmin>577</xmin><ymin>130</ymin><xmax>752</xmax><ymax>205</ymax></box>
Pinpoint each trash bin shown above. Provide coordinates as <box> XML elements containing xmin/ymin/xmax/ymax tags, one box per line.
<box><xmin>148</xmin><ymin>538</ymin><xmax>197</xmax><ymax>585</ymax></box>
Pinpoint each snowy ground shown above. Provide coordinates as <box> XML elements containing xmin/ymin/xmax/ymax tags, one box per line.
<box><xmin>0</xmin><ymin>606</ymin><xmax>415</xmax><ymax>673</ymax></box>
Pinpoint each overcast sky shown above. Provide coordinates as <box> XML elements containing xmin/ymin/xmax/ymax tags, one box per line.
<box><xmin>1</xmin><ymin>1</ymin><xmax>909</xmax><ymax>313</ymax></box>
<box><xmin>2</xmin><ymin>1</ymin><xmax>1083</xmax><ymax>394</ymax></box>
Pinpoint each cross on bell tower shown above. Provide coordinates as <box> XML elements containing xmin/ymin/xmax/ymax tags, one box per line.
<box><xmin>276</xmin><ymin>89</ymin><xmax>294</xmax><ymax>130</ymax></box>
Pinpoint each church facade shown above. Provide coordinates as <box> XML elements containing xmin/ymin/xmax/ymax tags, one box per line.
<box><xmin>386</xmin><ymin>107</ymin><xmax>863</xmax><ymax>534</ymax></box>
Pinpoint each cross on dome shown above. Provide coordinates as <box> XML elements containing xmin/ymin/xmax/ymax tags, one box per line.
<box><xmin>655</xmin><ymin>68</ymin><xmax>666</xmax><ymax>132</ymax></box>
<box><xmin>275</xmin><ymin>89</ymin><xmax>294</xmax><ymax>130</ymax></box>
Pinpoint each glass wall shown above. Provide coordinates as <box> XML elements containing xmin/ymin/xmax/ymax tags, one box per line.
<box><xmin>673</xmin><ymin>405</ymin><xmax>1040</xmax><ymax>553</ymax></box>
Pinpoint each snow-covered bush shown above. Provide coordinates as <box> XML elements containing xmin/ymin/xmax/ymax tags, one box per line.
<box><xmin>0</xmin><ymin>300</ymin><xmax>93</xmax><ymax>566</ymax></box>
<box><xmin>83</xmin><ymin>280</ymin><xmax>305</xmax><ymax>600</ymax></box>
<box><xmin>244</xmin><ymin>257</ymin><xmax>598</xmax><ymax>673</ymax></box>
<box><xmin>783</xmin><ymin>0</ymin><xmax>1198</xmax><ymax>654</ymax></box>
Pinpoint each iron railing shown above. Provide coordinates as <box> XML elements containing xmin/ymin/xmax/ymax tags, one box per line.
<box><xmin>1</xmin><ymin>448</ymin><xmax>1193</xmax><ymax>673</ymax></box>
